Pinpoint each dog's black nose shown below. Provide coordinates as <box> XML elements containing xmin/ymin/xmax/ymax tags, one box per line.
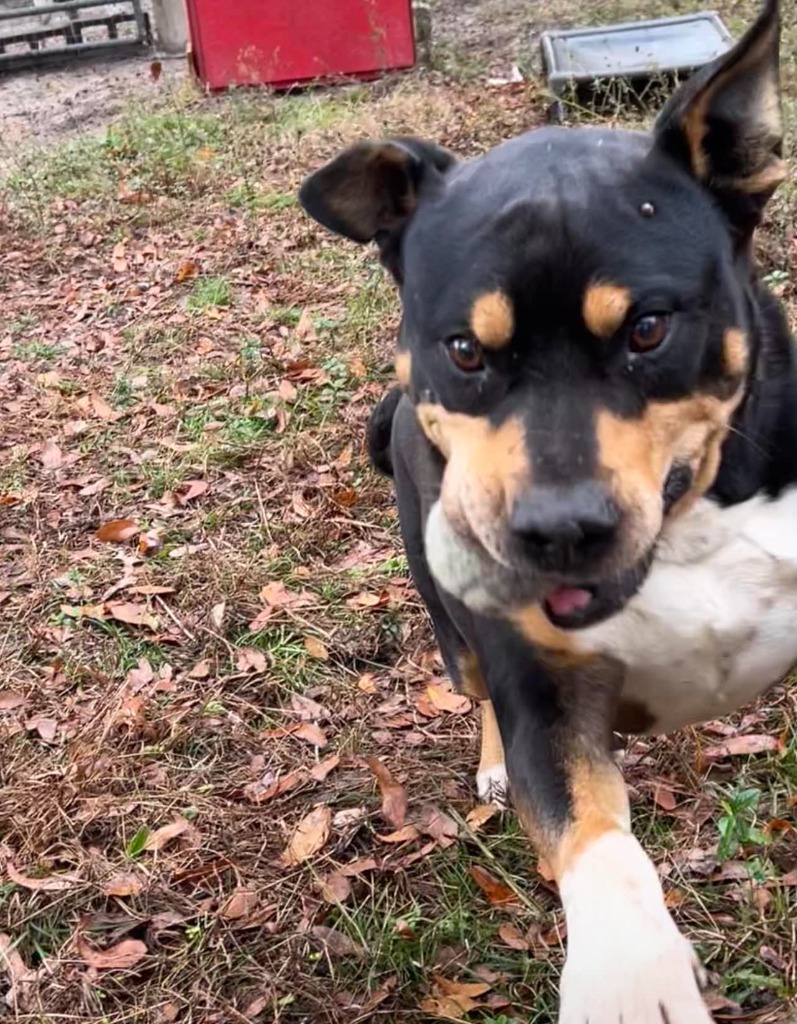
<box><xmin>510</xmin><ymin>482</ymin><xmax>620</xmax><ymax>571</ymax></box>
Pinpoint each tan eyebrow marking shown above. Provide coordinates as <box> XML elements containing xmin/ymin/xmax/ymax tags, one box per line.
<box><xmin>582</xmin><ymin>283</ymin><xmax>632</xmax><ymax>339</ymax></box>
<box><xmin>470</xmin><ymin>290</ymin><xmax>515</xmax><ymax>350</ymax></box>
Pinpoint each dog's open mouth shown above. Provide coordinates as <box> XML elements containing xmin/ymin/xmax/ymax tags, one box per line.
<box><xmin>542</xmin><ymin>555</ymin><xmax>654</xmax><ymax>630</ymax></box>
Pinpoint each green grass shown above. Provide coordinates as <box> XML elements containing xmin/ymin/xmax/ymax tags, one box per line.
<box><xmin>187</xmin><ymin>275</ymin><xmax>233</xmax><ymax>311</ymax></box>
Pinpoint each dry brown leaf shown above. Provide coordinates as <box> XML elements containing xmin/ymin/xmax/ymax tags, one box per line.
<box><xmin>189</xmin><ymin>659</ymin><xmax>211</xmax><ymax>679</ymax></box>
<box><xmin>107</xmin><ymin>602</ymin><xmax>159</xmax><ymax>631</ymax></box>
<box><xmin>244</xmin><ymin>767</ymin><xmax>305</xmax><ymax>804</ymax></box>
<box><xmin>469</xmin><ymin>865</ymin><xmax>520</xmax><ymax>907</ymax></box>
<box><xmin>0</xmin><ymin>931</ymin><xmax>30</xmax><ymax>991</ymax></box>
<box><xmin>419</xmin><ymin>995</ymin><xmax>469</xmax><ymax>1020</ymax></box>
<box><xmin>0</xmin><ymin>691</ymin><xmax>26</xmax><ymax>711</ymax></box>
<box><xmin>420</xmin><ymin>805</ymin><xmax>459</xmax><ymax>847</ymax></box>
<box><xmin>102</xmin><ymin>872</ymin><xmax>145</xmax><ymax>897</ymax></box>
<box><xmin>280</xmin><ymin>805</ymin><xmax>331</xmax><ymax>866</ymax></box>
<box><xmin>357</xmin><ymin>672</ymin><xmax>378</xmax><ymax>693</ymax></box>
<box><xmin>652</xmin><ymin>782</ymin><xmax>677</xmax><ymax>812</ymax></box>
<box><xmin>40</xmin><ymin>438</ymin><xmax>64</xmax><ymax>470</ymax></box>
<box><xmin>278</xmin><ymin>379</ymin><xmax>298</xmax><ymax>403</ymax></box>
<box><xmin>236</xmin><ymin>647</ymin><xmax>267</xmax><ymax>673</ymax></box>
<box><xmin>465</xmin><ymin>804</ymin><xmax>499</xmax><ymax>831</ymax></box>
<box><xmin>210</xmin><ymin>601</ymin><xmax>226</xmax><ymax>629</ymax></box>
<box><xmin>290</xmin><ymin>693</ymin><xmax>327</xmax><ymax>720</ymax></box>
<box><xmin>176</xmin><ymin>259</ymin><xmax>198</xmax><ymax>282</ymax></box>
<box><xmin>309</xmin><ymin>925</ymin><xmax>364</xmax><ymax>957</ymax></box>
<box><xmin>366</xmin><ymin>756</ymin><xmax>407</xmax><ymax>828</ymax></box>
<box><xmin>125</xmin><ymin>659</ymin><xmax>154</xmax><ymax>689</ymax></box>
<box><xmin>293</xmin><ymin>722</ymin><xmax>328</xmax><ymax>748</ymax></box>
<box><xmin>7</xmin><ymin>861</ymin><xmax>80</xmax><ymax>892</ymax></box>
<box><xmin>340</xmin><ymin>856</ymin><xmax>378</xmax><ymax>877</ymax></box>
<box><xmin>701</xmin><ymin>734</ymin><xmax>781</xmax><ymax>763</ymax></box>
<box><xmin>295</xmin><ymin>308</ymin><xmax>318</xmax><ymax>342</ymax></box>
<box><xmin>304</xmin><ymin>636</ymin><xmax>329</xmax><ymax>660</ymax></box>
<box><xmin>497</xmin><ymin>922</ymin><xmax>529</xmax><ymax>950</ymax></box>
<box><xmin>219</xmin><ymin>887</ymin><xmax>259</xmax><ymax>920</ymax></box>
<box><xmin>76</xmin><ymin>933</ymin><xmax>147</xmax><ymax>970</ymax></box>
<box><xmin>97</xmin><ymin>519</ymin><xmax>139</xmax><ymax>543</ymax></box>
<box><xmin>426</xmin><ymin>682</ymin><xmax>471</xmax><ymax>715</ymax></box>
<box><xmin>363</xmin><ymin>975</ymin><xmax>398</xmax><ymax>1012</ymax></box>
<box><xmin>144</xmin><ymin>817</ymin><xmax>190</xmax><ymax>852</ymax></box>
<box><xmin>434</xmin><ymin>975</ymin><xmax>492</xmax><ymax>1002</ymax></box>
<box><xmin>26</xmin><ymin>716</ymin><xmax>58</xmax><ymax>743</ymax></box>
<box><xmin>175</xmin><ymin>479</ymin><xmax>209</xmax><ymax>505</ymax></box>
<box><xmin>138</xmin><ymin>530</ymin><xmax>162</xmax><ymax>555</ymax></box>
<box><xmin>309</xmin><ymin>754</ymin><xmax>341</xmax><ymax>782</ymax></box>
<box><xmin>378</xmin><ymin>824</ymin><xmax>420</xmax><ymax>843</ymax></box>
<box><xmin>319</xmin><ymin>871</ymin><xmax>351</xmax><ymax>904</ymax></box>
<box><xmin>61</xmin><ymin>603</ymin><xmax>108</xmax><ymax>621</ymax></box>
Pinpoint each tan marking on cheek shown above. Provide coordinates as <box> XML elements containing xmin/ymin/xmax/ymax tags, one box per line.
<box><xmin>395</xmin><ymin>350</ymin><xmax>412</xmax><ymax>389</ymax></box>
<box><xmin>470</xmin><ymin>290</ymin><xmax>514</xmax><ymax>350</ymax></box>
<box><xmin>596</xmin><ymin>387</ymin><xmax>744</xmax><ymax>532</ymax></box>
<box><xmin>457</xmin><ymin>651</ymin><xmax>488</xmax><ymax>700</ymax></box>
<box><xmin>479</xmin><ymin>700</ymin><xmax>505</xmax><ymax>774</ymax></box>
<box><xmin>417</xmin><ymin>401</ymin><xmax>531</xmax><ymax>524</ymax></box>
<box><xmin>723</xmin><ymin>328</ymin><xmax>748</xmax><ymax>377</ymax></box>
<box><xmin>582</xmin><ymin>283</ymin><xmax>632</xmax><ymax>339</ymax></box>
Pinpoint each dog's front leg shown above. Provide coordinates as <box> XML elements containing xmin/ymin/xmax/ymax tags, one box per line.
<box><xmin>477</xmin><ymin>624</ymin><xmax>711</xmax><ymax>1024</ymax></box>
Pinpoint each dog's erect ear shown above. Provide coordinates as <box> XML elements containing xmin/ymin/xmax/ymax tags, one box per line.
<box><xmin>654</xmin><ymin>0</ymin><xmax>784</xmax><ymax>237</ymax></box>
<box><xmin>298</xmin><ymin>137</ymin><xmax>456</xmax><ymax>244</ymax></box>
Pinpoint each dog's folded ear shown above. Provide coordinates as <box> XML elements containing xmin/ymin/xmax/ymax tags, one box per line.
<box><xmin>298</xmin><ymin>137</ymin><xmax>456</xmax><ymax>244</ymax></box>
<box><xmin>654</xmin><ymin>0</ymin><xmax>785</xmax><ymax>238</ymax></box>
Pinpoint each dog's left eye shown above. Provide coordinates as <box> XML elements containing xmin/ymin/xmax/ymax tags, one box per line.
<box><xmin>446</xmin><ymin>336</ymin><xmax>485</xmax><ymax>373</ymax></box>
<box><xmin>629</xmin><ymin>313</ymin><xmax>671</xmax><ymax>353</ymax></box>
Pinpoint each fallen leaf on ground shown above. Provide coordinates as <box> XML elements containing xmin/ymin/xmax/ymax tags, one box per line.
<box><xmin>143</xmin><ymin>817</ymin><xmax>190</xmax><ymax>852</ymax></box>
<box><xmin>652</xmin><ymin>782</ymin><xmax>677</xmax><ymax>812</ymax></box>
<box><xmin>97</xmin><ymin>519</ymin><xmax>139</xmax><ymax>543</ymax></box>
<box><xmin>309</xmin><ymin>925</ymin><xmax>364</xmax><ymax>957</ymax></box>
<box><xmin>26</xmin><ymin>716</ymin><xmax>58</xmax><ymax>743</ymax></box>
<box><xmin>700</xmin><ymin>734</ymin><xmax>781</xmax><ymax>763</ymax></box>
<box><xmin>419</xmin><ymin>995</ymin><xmax>470</xmax><ymax>1020</ymax></box>
<box><xmin>319</xmin><ymin>872</ymin><xmax>351</xmax><ymax>904</ymax></box>
<box><xmin>466</xmin><ymin>804</ymin><xmax>499</xmax><ymax>831</ymax></box>
<box><xmin>0</xmin><ymin>691</ymin><xmax>26</xmax><ymax>711</ymax></box>
<box><xmin>434</xmin><ymin>975</ymin><xmax>492</xmax><ymax>1006</ymax></box>
<box><xmin>102</xmin><ymin>872</ymin><xmax>145</xmax><ymax>897</ymax></box>
<box><xmin>340</xmin><ymin>856</ymin><xmax>378</xmax><ymax>877</ymax></box>
<box><xmin>175</xmin><ymin>479</ymin><xmax>209</xmax><ymax>505</ymax></box>
<box><xmin>236</xmin><ymin>648</ymin><xmax>267</xmax><ymax>673</ymax></box>
<box><xmin>210</xmin><ymin>601</ymin><xmax>226</xmax><ymax>629</ymax></box>
<box><xmin>7</xmin><ymin>862</ymin><xmax>80</xmax><ymax>891</ymax></box>
<box><xmin>244</xmin><ymin>767</ymin><xmax>305</xmax><ymax>803</ymax></box>
<box><xmin>107</xmin><ymin>602</ymin><xmax>159</xmax><ymax>631</ymax></box>
<box><xmin>290</xmin><ymin>693</ymin><xmax>328</xmax><ymax>720</ymax></box>
<box><xmin>280</xmin><ymin>805</ymin><xmax>331</xmax><ymax>866</ymax></box>
<box><xmin>219</xmin><ymin>887</ymin><xmax>258</xmax><ymax>920</ymax></box>
<box><xmin>176</xmin><ymin>259</ymin><xmax>198</xmax><ymax>282</ymax></box>
<box><xmin>76</xmin><ymin>933</ymin><xmax>147</xmax><ymax>970</ymax></box>
<box><xmin>419</xmin><ymin>805</ymin><xmax>459</xmax><ymax>846</ymax></box>
<box><xmin>497</xmin><ymin>922</ymin><xmax>529</xmax><ymax>950</ymax></box>
<box><xmin>426</xmin><ymin>681</ymin><xmax>471</xmax><ymax>715</ymax></box>
<box><xmin>304</xmin><ymin>636</ymin><xmax>329</xmax><ymax>660</ymax></box>
<box><xmin>366</xmin><ymin>756</ymin><xmax>407</xmax><ymax>828</ymax></box>
<box><xmin>469</xmin><ymin>865</ymin><xmax>520</xmax><ymax>907</ymax></box>
<box><xmin>293</xmin><ymin>722</ymin><xmax>328</xmax><ymax>748</ymax></box>
<box><xmin>377</xmin><ymin>824</ymin><xmax>419</xmax><ymax>843</ymax></box>
<box><xmin>309</xmin><ymin>754</ymin><xmax>341</xmax><ymax>782</ymax></box>
<box><xmin>40</xmin><ymin>438</ymin><xmax>64</xmax><ymax>470</ymax></box>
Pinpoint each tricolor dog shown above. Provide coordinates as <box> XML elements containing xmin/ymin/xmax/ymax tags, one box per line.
<box><xmin>299</xmin><ymin>2</ymin><xmax>794</xmax><ymax>1020</ymax></box>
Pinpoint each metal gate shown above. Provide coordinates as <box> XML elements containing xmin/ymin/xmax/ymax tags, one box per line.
<box><xmin>0</xmin><ymin>0</ymin><xmax>149</xmax><ymax>70</ymax></box>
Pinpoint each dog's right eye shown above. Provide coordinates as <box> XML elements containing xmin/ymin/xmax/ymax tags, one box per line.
<box><xmin>446</xmin><ymin>336</ymin><xmax>485</xmax><ymax>373</ymax></box>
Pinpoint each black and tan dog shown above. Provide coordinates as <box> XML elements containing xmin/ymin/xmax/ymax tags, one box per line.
<box><xmin>299</xmin><ymin>2</ymin><xmax>795</xmax><ymax>1019</ymax></box>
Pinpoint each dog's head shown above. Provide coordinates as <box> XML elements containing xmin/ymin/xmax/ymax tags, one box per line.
<box><xmin>299</xmin><ymin>0</ymin><xmax>785</xmax><ymax>628</ymax></box>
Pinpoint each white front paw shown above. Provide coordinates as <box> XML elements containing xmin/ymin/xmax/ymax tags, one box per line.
<box><xmin>558</xmin><ymin>831</ymin><xmax>711</xmax><ymax>1024</ymax></box>
<box><xmin>559</xmin><ymin>921</ymin><xmax>710</xmax><ymax>1024</ymax></box>
<box><xmin>476</xmin><ymin>763</ymin><xmax>508</xmax><ymax>808</ymax></box>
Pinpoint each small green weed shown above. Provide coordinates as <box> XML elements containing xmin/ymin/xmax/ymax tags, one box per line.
<box><xmin>187</xmin><ymin>276</ymin><xmax>232</xmax><ymax>311</ymax></box>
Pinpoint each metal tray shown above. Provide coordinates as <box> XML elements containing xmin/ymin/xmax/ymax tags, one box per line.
<box><xmin>540</xmin><ymin>11</ymin><xmax>733</xmax><ymax>97</ymax></box>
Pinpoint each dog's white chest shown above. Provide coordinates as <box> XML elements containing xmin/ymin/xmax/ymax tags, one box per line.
<box><xmin>579</xmin><ymin>488</ymin><xmax>797</xmax><ymax>733</ymax></box>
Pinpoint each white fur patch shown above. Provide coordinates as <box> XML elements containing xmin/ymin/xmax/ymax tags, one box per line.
<box><xmin>579</xmin><ymin>487</ymin><xmax>797</xmax><ymax>731</ymax></box>
<box><xmin>559</xmin><ymin>831</ymin><xmax>711</xmax><ymax>1024</ymax></box>
<box><xmin>476</xmin><ymin>763</ymin><xmax>508</xmax><ymax>808</ymax></box>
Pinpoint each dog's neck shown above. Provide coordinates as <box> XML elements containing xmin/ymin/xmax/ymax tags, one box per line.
<box><xmin>711</xmin><ymin>278</ymin><xmax>797</xmax><ymax>505</ymax></box>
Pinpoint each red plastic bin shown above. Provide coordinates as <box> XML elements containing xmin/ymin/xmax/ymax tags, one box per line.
<box><xmin>185</xmin><ymin>0</ymin><xmax>416</xmax><ymax>91</ymax></box>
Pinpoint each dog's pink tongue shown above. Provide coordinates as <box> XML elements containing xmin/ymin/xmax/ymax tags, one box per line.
<box><xmin>545</xmin><ymin>586</ymin><xmax>593</xmax><ymax>618</ymax></box>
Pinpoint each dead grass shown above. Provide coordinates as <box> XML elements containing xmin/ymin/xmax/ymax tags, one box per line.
<box><xmin>1</xmin><ymin>1</ymin><xmax>797</xmax><ymax>1021</ymax></box>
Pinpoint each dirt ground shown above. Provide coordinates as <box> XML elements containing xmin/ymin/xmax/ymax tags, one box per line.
<box><xmin>1</xmin><ymin>0</ymin><xmax>797</xmax><ymax>1021</ymax></box>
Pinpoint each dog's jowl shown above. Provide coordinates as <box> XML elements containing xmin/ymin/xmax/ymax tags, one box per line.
<box><xmin>300</xmin><ymin>1</ymin><xmax>794</xmax><ymax>1020</ymax></box>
